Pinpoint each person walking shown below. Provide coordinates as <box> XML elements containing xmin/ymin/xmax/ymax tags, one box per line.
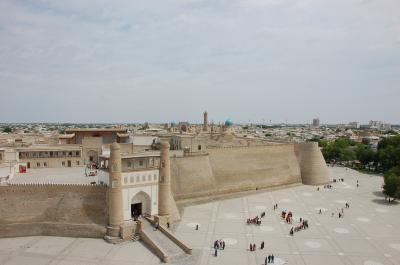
<box><xmin>214</xmin><ymin>248</ymin><xmax>217</xmax><ymax>257</ymax></box>
<box><xmin>253</xmin><ymin>243</ymin><xmax>256</xmax><ymax>251</ymax></box>
<box><xmin>271</xmin><ymin>254</ymin><xmax>275</xmax><ymax>263</ymax></box>
<box><xmin>261</xmin><ymin>241</ymin><xmax>264</xmax><ymax>249</ymax></box>
<box><xmin>265</xmin><ymin>256</ymin><xmax>269</xmax><ymax>265</ymax></box>
<box><xmin>222</xmin><ymin>241</ymin><xmax>225</xmax><ymax>250</ymax></box>
<box><xmin>196</xmin><ymin>224</ymin><xmax>199</xmax><ymax>230</ymax></box>
<box><xmin>250</xmin><ymin>243</ymin><xmax>253</xmax><ymax>251</ymax></box>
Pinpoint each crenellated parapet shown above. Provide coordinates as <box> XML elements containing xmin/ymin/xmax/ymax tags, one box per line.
<box><xmin>0</xmin><ymin>183</ymin><xmax>107</xmax><ymax>193</ymax></box>
<box><xmin>295</xmin><ymin>142</ymin><xmax>331</xmax><ymax>185</ymax></box>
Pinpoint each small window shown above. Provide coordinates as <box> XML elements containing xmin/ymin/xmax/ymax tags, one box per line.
<box><xmin>198</xmin><ymin>145</ymin><xmax>201</xmax><ymax>150</ymax></box>
<box><xmin>62</xmin><ymin>161</ymin><xmax>65</xmax><ymax>166</ymax></box>
<box><xmin>130</xmin><ymin>176</ymin><xmax>134</xmax><ymax>183</ymax></box>
<box><xmin>76</xmin><ymin>161</ymin><xmax>80</xmax><ymax>166</ymax></box>
<box><xmin>124</xmin><ymin>177</ymin><xmax>128</xmax><ymax>184</ymax></box>
<box><xmin>139</xmin><ymin>160</ymin><xmax>143</xmax><ymax>166</ymax></box>
<box><xmin>76</xmin><ymin>151</ymin><xmax>80</xmax><ymax>156</ymax></box>
<box><xmin>44</xmin><ymin>162</ymin><xmax>47</xmax><ymax>167</ymax></box>
<box><xmin>136</xmin><ymin>175</ymin><xmax>140</xmax><ymax>182</ymax></box>
<box><xmin>153</xmin><ymin>174</ymin><xmax>157</xmax><ymax>181</ymax></box>
<box><xmin>142</xmin><ymin>175</ymin><xmax>145</xmax><ymax>181</ymax></box>
<box><xmin>69</xmin><ymin>152</ymin><xmax>72</xmax><ymax>156</ymax></box>
<box><xmin>128</xmin><ymin>161</ymin><xmax>132</xmax><ymax>167</ymax></box>
<box><xmin>37</xmin><ymin>162</ymin><xmax>40</xmax><ymax>167</ymax></box>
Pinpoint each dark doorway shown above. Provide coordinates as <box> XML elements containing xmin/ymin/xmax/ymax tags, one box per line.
<box><xmin>27</xmin><ymin>162</ymin><xmax>30</xmax><ymax>169</ymax></box>
<box><xmin>131</xmin><ymin>203</ymin><xmax>142</xmax><ymax>220</ymax></box>
<box><xmin>67</xmin><ymin>160</ymin><xmax>71</xmax><ymax>167</ymax></box>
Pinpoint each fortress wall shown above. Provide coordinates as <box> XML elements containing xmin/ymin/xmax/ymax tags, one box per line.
<box><xmin>208</xmin><ymin>145</ymin><xmax>301</xmax><ymax>189</ymax></box>
<box><xmin>170</xmin><ymin>154</ymin><xmax>216</xmax><ymax>200</ymax></box>
<box><xmin>0</xmin><ymin>184</ymin><xmax>108</xmax><ymax>238</ymax></box>
<box><xmin>295</xmin><ymin>142</ymin><xmax>331</xmax><ymax>185</ymax></box>
<box><xmin>170</xmin><ymin>145</ymin><xmax>302</xmax><ymax>200</ymax></box>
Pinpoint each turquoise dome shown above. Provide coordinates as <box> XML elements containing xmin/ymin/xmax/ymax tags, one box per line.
<box><xmin>225</xmin><ymin>119</ymin><xmax>233</xmax><ymax>126</ymax></box>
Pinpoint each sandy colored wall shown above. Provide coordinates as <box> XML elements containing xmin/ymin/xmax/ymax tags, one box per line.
<box><xmin>295</xmin><ymin>142</ymin><xmax>331</xmax><ymax>185</ymax></box>
<box><xmin>171</xmin><ymin>144</ymin><xmax>302</xmax><ymax>200</ymax></box>
<box><xmin>0</xmin><ymin>184</ymin><xmax>108</xmax><ymax>238</ymax></box>
<box><xmin>171</xmin><ymin>154</ymin><xmax>216</xmax><ymax>199</ymax></box>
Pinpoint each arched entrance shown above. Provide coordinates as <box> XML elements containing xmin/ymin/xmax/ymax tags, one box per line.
<box><xmin>86</xmin><ymin>150</ymin><xmax>98</xmax><ymax>164</ymax></box>
<box><xmin>131</xmin><ymin>191</ymin><xmax>151</xmax><ymax>219</ymax></box>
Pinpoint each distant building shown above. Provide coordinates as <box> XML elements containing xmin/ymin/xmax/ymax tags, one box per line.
<box><xmin>369</xmin><ymin>121</ymin><xmax>391</xmax><ymax>130</ymax></box>
<box><xmin>347</xmin><ymin>122</ymin><xmax>360</xmax><ymax>129</ymax></box>
<box><xmin>312</xmin><ymin>118</ymin><xmax>320</xmax><ymax>128</ymax></box>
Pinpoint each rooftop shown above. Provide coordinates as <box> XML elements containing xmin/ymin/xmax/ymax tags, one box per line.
<box><xmin>65</xmin><ymin>128</ymin><xmax>127</xmax><ymax>133</ymax></box>
<box><xmin>16</xmin><ymin>144</ymin><xmax>82</xmax><ymax>151</ymax></box>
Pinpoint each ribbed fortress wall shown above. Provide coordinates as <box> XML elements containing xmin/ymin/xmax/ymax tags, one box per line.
<box><xmin>294</xmin><ymin>142</ymin><xmax>331</xmax><ymax>185</ymax></box>
<box><xmin>0</xmin><ymin>184</ymin><xmax>108</xmax><ymax>238</ymax></box>
<box><xmin>171</xmin><ymin>144</ymin><xmax>302</xmax><ymax>200</ymax></box>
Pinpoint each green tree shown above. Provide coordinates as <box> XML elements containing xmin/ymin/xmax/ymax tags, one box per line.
<box><xmin>383</xmin><ymin>174</ymin><xmax>400</xmax><ymax>202</ymax></box>
<box><xmin>2</xmin><ymin>126</ymin><xmax>12</xmax><ymax>133</ymax></box>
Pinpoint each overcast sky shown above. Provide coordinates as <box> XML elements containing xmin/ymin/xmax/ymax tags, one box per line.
<box><xmin>0</xmin><ymin>0</ymin><xmax>399</xmax><ymax>124</ymax></box>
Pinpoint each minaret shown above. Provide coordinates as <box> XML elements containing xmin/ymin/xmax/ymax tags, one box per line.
<box><xmin>107</xmin><ymin>142</ymin><xmax>124</xmax><ymax>237</ymax></box>
<box><xmin>203</xmin><ymin>111</ymin><xmax>209</xmax><ymax>132</ymax></box>
<box><xmin>158</xmin><ymin>141</ymin><xmax>171</xmax><ymax>217</ymax></box>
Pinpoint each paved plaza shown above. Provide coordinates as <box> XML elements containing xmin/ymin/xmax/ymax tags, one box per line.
<box><xmin>1</xmin><ymin>167</ymin><xmax>400</xmax><ymax>265</ymax></box>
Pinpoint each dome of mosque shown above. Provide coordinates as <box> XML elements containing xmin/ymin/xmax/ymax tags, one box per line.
<box><xmin>225</xmin><ymin>119</ymin><xmax>233</xmax><ymax>127</ymax></box>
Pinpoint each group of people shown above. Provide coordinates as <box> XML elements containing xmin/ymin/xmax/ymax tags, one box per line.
<box><xmin>249</xmin><ymin>241</ymin><xmax>264</xmax><ymax>251</ymax></box>
<box><xmin>273</xmin><ymin>203</ymin><xmax>278</xmax><ymax>210</ymax></box>
<box><xmin>333</xmin><ymin>178</ymin><xmax>345</xmax><ymax>182</ymax></box>
<box><xmin>281</xmin><ymin>210</ymin><xmax>293</xmax><ymax>224</ymax></box>
<box><xmin>247</xmin><ymin>211</ymin><xmax>266</xmax><ymax>225</ymax></box>
<box><xmin>289</xmin><ymin>219</ymin><xmax>309</xmax><ymax>236</ymax></box>
<box><xmin>265</xmin><ymin>254</ymin><xmax>275</xmax><ymax>264</ymax></box>
<box><xmin>213</xmin><ymin>239</ymin><xmax>225</xmax><ymax>256</ymax></box>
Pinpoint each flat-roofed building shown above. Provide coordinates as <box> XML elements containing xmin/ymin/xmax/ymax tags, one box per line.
<box><xmin>65</xmin><ymin>128</ymin><xmax>129</xmax><ymax>144</ymax></box>
<box><xmin>17</xmin><ymin>145</ymin><xmax>83</xmax><ymax>169</ymax></box>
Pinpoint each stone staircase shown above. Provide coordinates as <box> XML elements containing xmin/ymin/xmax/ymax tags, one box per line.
<box><xmin>141</xmin><ymin>218</ymin><xmax>191</xmax><ymax>263</ymax></box>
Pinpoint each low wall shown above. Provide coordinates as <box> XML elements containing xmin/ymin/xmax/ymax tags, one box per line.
<box><xmin>0</xmin><ymin>184</ymin><xmax>108</xmax><ymax>238</ymax></box>
<box><xmin>171</xmin><ymin>144</ymin><xmax>302</xmax><ymax>200</ymax></box>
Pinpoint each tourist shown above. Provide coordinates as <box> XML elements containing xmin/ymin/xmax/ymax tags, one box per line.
<box><xmin>253</xmin><ymin>243</ymin><xmax>256</xmax><ymax>251</ymax></box>
<box><xmin>268</xmin><ymin>255</ymin><xmax>271</xmax><ymax>263</ymax></box>
<box><xmin>319</xmin><ymin>209</ymin><xmax>322</xmax><ymax>214</ymax></box>
<box><xmin>265</xmin><ymin>256</ymin><xmax>269</xmax><ymax>265</ymax></box>
<box><xmin>214</xmin><ymin>248</ymin><xmax>217</xmax><ymax>257</ymax></box>
<box><xmin>167</xmin><ymin>222</ymin><xmax>170</xmax><ymax>229</ymax></box>
<box><xmin>222</xmin><ymin>241</ymin><xmax>225</xmax><ymax>250</ymax></box>
<box><xmin>261</xmin><ymin>241</ymin><xmax>264</xmax><ymax>249</ymax></box>
<box><xmin>196</xmin><ymin>224</ymin><xmax>199</xmax><ymax>230</ymax></box>
<box><xmin>271</xmin><ymin>254</ymin><xmax>275</xmax><ymax>263</ymax></box>
<box><xmin>250</xmin><ymin>243</ymin><xmax>253</xmax><ymax>251</ymax></box>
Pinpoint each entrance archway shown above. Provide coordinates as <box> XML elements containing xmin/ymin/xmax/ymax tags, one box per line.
<box><xmin>86</xmin><ymin>150</ymin><xmax>98</xmax><ymax>164</ymax></box>
<box><xmin>131</xmin><ymin>191</ymin><xmax>152</xmax><ymax>219</ymax></box>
